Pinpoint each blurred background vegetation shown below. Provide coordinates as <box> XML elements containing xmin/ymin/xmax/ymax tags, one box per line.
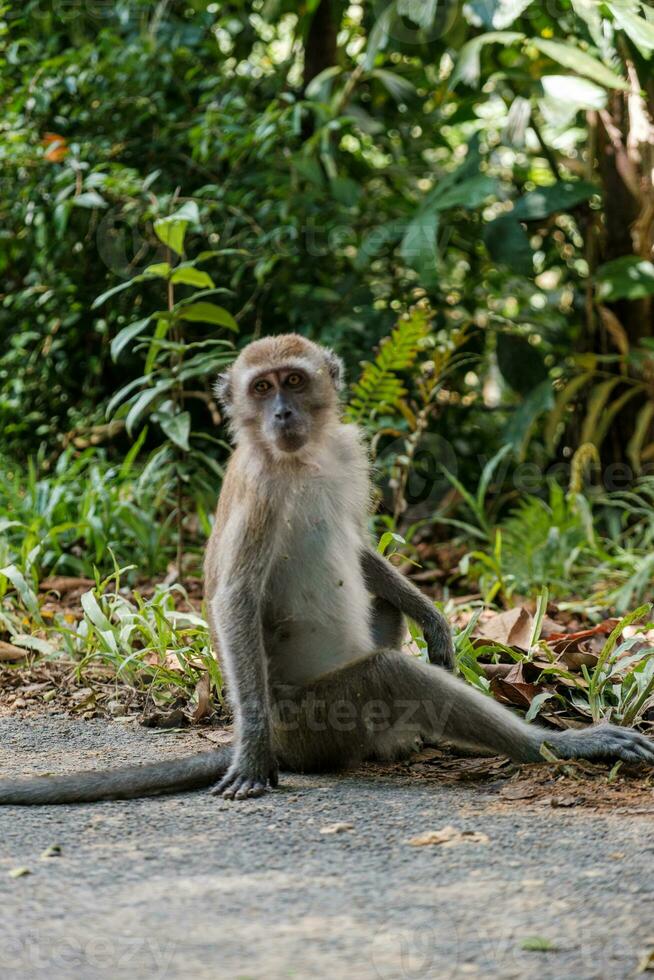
<box><xmin>1</xmin><ymin>0</ymin><xmax>653</xmax><ymax>725</ymax></box>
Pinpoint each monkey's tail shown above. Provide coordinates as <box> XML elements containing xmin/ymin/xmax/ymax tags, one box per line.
<box><xmin>0</xmin><ymin>748</ymin><xmax>232</xmax><ymax>805</ymax></box>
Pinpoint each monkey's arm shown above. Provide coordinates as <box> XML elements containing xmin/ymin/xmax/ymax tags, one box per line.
<box><xmin>360</xmin><ymin>547</ymin><xmax>454</xmax><ymax>669</ymax></box>
<box><xmin>208</xmin><ymin>508</ymin><xmax>279</xmax><ymax>799</ymax></box>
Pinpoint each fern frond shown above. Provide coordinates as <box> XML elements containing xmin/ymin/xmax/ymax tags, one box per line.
<box><xmin>345</xmin><ymin>306</ymin><xmax>432</xmax><ymax>425</ymax></box>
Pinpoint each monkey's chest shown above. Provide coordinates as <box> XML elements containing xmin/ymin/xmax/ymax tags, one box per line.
<box><xmin>263</xmin><ymin>518</ymin><xmax>372</xmax><ymax>684</ymax></box>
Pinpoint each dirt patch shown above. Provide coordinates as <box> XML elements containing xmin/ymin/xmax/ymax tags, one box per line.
<box><xmin>363</xmin><ymin>745</ymin><xmax>654</xmax><ymax>814</ymax></box>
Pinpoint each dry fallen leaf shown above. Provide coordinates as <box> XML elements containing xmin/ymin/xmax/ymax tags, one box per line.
<box><xmin>191</xmin><ymin>673</ymin><xmax>212</xmax><ymax>723</ymax></box>
<box><xmin>0</xmin><ymin>641</ymin><xmax>28</xmax><ymax>663</ymax></box>
<box><xmin>199</xmin><ymin>728</ymin><xmax>233</xmax><ymax>746</ymax></box>
<box><xmin>406</xmin><ymin>825</ymin><xmax>489</xmax><ymax>847</ymax></box>
<box><xmin>500</xmin><ymin>783</ymin><xmax>538</xmax><ymax>801</ymax></box>
<box><xmin>490</xmin><ymin>662</ymin><xmax>542</xmax><ymax>709</ymax></box>
<box><xmin>476</xmin><ymin>607</ymin><xmax>533</xmax><ymax>650</ymax></box>
<box><xmin>549</xmin><ymin>795</ymin><xmax>577</xmax><ymax>808</ymax></box>
<box><xmin>320</xmin><ymin>822</ymin><xmax>354</xmax><ymax>835</ymax></box>
<box><xmin>39</xmin><ymin>576</ymin><xmax>94</xmax><ymax>593</ymax></box>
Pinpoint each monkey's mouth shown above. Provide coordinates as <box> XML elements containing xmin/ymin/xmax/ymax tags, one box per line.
<box><xmin>274</xmin><ymin>425</ymin><xmax>309</xmax><ymax>453</ymax></box>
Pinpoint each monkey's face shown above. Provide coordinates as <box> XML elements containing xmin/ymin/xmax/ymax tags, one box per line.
<box><xmin>215</xmin><ymin>335</ymin><xmax>345</xmax><ymax>454</ymax></box>
<box><xmin>249</xmin><ymin>367</ymin><xmax>316</xmax><ymax>453</ymax></box>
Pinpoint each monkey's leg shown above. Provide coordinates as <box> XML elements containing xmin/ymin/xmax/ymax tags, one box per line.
<box><xmin>273</xmin><ymin>651</ymin><xmax>654</xmax><ymax>772</ymax></box>
<box><xmin>0</xmin><ymin>748</ymin><xmax>233</xmax><ymax>805</ymax></box>
<box><xmin>370</xmin><ymin>597</ymin><xmax>406</xmax><ymax>650</ymax></box>
<box><xmin>383</xmin><ymin>652</ymin><xmax>654</xmax><ymax>765</ymax></box>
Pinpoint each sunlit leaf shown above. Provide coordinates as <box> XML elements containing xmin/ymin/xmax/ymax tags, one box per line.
<box><xmin>153</xmin><ymin>201</ymin><xmax>200</xmax><ymax>256</ymax></box>
<box><xmin>532</xmin><ymin>38</ymin><xmax>629</xmax><ymax>90</ymax></box>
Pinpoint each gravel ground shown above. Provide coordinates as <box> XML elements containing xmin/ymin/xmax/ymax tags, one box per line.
<box><xmin>1</xmin><ymin>712</ymin><xmax>654</xmax><ymax>980</ymax></box>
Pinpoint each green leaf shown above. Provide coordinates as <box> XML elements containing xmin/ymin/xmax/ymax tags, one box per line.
<box><xmin>511</xmin><ymin>180</ymin><xmax>597</xmax><ymax>220</ymax></box>
<box><xmin>73</xmin><ymin>190</ymin><xmax>108</xmax><ymax>209</ymax></box>
<box><xmin>450</xmin><ymin>31</ymin><xmax>524</xmax><ymax>88</ymax></box>
<box><xmin>400</xmin><ymin>212</ymin><xmax>439</xmax><ymax>283</ymax></box>
<box><xmin>431</xmin><ymin>175</ymin><xmax>497</xmax><ymax>211</ymax></box>
<box><xmin>304</xmin><ymin>65</ymin><xmax>341</xmax><ymax>100</ymax></box>
<box><xmin>596</xmin><ymin>256</ymin><xmax>654</xmax><ymax>301</ymax></box>
<box><xmin>541</xmin><ymin>74</ymin><xmax>607</xmax><ymax>110</ymax></box>
<box><xmin>570</xmin><ymin>0</ymin><xmax>607</xmax><ymax>52</ymax></box>
<box><xmin>81</xmin><ymin>590</ymin><xmax>112</xmax><ymax>632</ymax></box>
<box><xmin>92</xmin><ymin>279</ymin><xmax>136</xmax><ymax>310</ymax></box>
<box><xmin>397</xmin><ymin>0</ymin><xmax>440</xmax><ymax>29</ymax></box>
<box><xmin>497</xmin><ymin>334</ymin><xmax>548</xmax><ymax>395</ymax></box>
<box><xmin>153</xmin><ymin>201</ymin><xmax>200</xmax><ymax>256</ymax></box>
<box><xmin>483</xmin><ymin>216</ymin><xmax>533</xmax><ymax>274</ymax></box>
<box><xmin>330</xmin><ymin>176</ymin><xmax>362</xmax><ymax>208</ymax></box>
<box><xmin>12</xmin><ymin>634</ymin><xmax>56</xmax><ymax>656</ymax></box>
<box><xmin>143</xmin><ymin>262</ymin><xmax>172</xmax><ymax>278</ymax></box>
<box><xmin>92</xmin><ymin>263</ymin><xmax>171</xmax><ymax>309</ymax></box>
<box><xmin>608</xmin><ymin>2</ymin><xmax>654</xmax><ymax>56</ymax></box>
<box><xmin>177</xmin><ymin>302</ymin><xmax>238</xmax><ymax>331</ymax></box>
<box><xmin>371</xmin><ymin>69</ymin><xmax>416</xmax><ymax>103</ymax></box>
<box><xmin>160</xmin><ymin>411</ymin><xmax>191</xmax><ymax>451</ymax></box>
<box><xmin>144</xmin><ymin>319</ymin><xmax>170</xmax><ymax>375</ymax></box>
<box><xmin>355</xmin><ymin>218</ymin><xmax>405</xmax><ymax>269</ymax></box>
<box><xmin>525</xmin><ymin>690</ymin><xmax>556</xmax><ymax>723</ymax></box>
<box><xmin>504</xmin><ymin>379</ymin><xmax>554</xmax><ymax>452</ymax></box>
<box><xmin>532</xmin><ymin>38</ymin><xmax>629</xmax><ymax>90</ymax></box>
<box><xmin>125</xmin><ymin>380</ymin><xmax>174</xmax><ymax>435</ymax></box>
<box><xmin>110</xmin><ymin>317</ymin><xmax>152</xmax><ymax>362</ymax></box>
<box><xmin>365</xmin><ymin>3</ymin><xmax>395</xmax><ymax>70</ymax></box>
<box><xmin>170</xmin><ymin>267</ymin><xmax>215</xmax><ymax>288</ymax></box>
<box><xmin>106</xmin><ymin>376</ymin><xmax>150</xmax><ymax>418</ymax></box>
<box><xmin>467</xmin><ymin>0</ymin><xmax>536</xmax><ymax>28</ymax></box>
<box><xmin>0</xmin><ymin>565</ymin><xmax>39</xmax><ymax>614</ymax></box>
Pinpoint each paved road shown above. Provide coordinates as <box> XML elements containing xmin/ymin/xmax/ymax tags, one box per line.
<box><xmin>1</xmin><ymin>713</ymin><xmax>653</xmax><ymax>980</ymax></box>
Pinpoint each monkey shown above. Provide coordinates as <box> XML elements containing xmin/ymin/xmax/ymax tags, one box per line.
<box><xmin>1</xmin><ymin>333</ymin><xmax>652</xmax><ymax>805</ymax></box>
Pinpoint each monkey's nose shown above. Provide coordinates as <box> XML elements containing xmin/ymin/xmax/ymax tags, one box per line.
<box><xmin>275</xmin><ymin>407</ymin><xmax>293</xmax><ymax>421</ymax></box>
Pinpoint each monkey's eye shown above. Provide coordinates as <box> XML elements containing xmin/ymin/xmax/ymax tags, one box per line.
<box><xmin>253</xmin><ymin>379</ymin><xmax>272</xmax><ymax>395</ymax></box>
<box><xmin>285</xmin><ymin>372</ymin><xmax>305</xmax><ymax>389</ymax></box>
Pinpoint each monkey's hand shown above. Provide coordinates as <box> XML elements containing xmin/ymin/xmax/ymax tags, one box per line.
<box><xmin>211</xmin><ymin>742</ymin><xmax>279</xmax><ymax>800</ymax></box>
<box><xmin>424</xmin><ymin>619</ymin><xmax>455</xmax><ymax>671</ymax></box>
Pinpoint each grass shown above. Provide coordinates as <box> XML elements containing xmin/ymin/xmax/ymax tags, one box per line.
<box><xmin>0</xmin><ymin>559</ymin><xmax>220</xmax><ymax>712</ymax></box>
<box><xmin>434</xmin><ymin>448</ymin><xmax>654</xmax><ymax>613</ymax></box>
<box><xmin>0</xmin><ymin>445</ymin><xmax>192</xmax><ymax>582</ymax></box>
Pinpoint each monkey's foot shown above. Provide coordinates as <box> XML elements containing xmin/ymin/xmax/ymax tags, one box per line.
<box><xmin>550</xmin><ymin>724</ymin><xmax>654</xmax><ymax>765</ymax></box>
<box><xmin>211</xmin><ymin>756</ymin><xmax>279</xmax><ymax>800</ymax></box>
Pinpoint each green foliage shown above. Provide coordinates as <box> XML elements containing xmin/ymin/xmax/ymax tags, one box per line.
<box><xmin>3</xmin><ymin>0</ymin><xmax>652</xmax><ymax>476</ymax></box>
<box><xmin>103</xmin><ymin>203</ymin><xmax>237</xmax><ymax>531</ymax></box>
<box><xmin>0</xmin><ymin>559</ymin><xmax>218</xmax><ymax>703</ymax></box>
<box><xmin>346</xmin><ymin>307</ymin><xmax>433</xmax><ymax>425</ymax></box>
<box><xmin>0</xmin><ymin>448</ymin><xmax>181</xmax><ymax>581</ymax></box>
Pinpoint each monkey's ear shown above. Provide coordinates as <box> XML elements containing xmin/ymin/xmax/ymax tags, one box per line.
<box><xmin>214</xmin><ymin>369</ymin><xmax>233</xmax><ymax>411</ymax></box>
<box><xmin>323</xmin><ymin>349</ymin><xmax>345</xmax><ymax>391</ymax></box>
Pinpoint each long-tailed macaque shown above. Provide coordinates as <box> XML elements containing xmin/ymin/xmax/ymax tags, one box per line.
<box><xmin>1</xmin><ymin>334</ymin><xmax>652</xmax><ymax>804</ymax></box>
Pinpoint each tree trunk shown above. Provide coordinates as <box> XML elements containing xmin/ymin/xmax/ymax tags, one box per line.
<box><xmin>591</xmin><ymin>68</ymin><xmax>654</xmax><ymax>473</ymax></box>
<box><xmin>303</xmin><ymin>0</ymin><xmax>338</xmax><ymax>90</ymax></box>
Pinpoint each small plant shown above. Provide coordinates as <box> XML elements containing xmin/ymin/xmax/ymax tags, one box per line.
<box><xmin>95</xmin><ymin>201</ymin><xmax>239</xmax><ymax>577</ymax></box>
<box><xmin>0</xmin><ymin>559</ymin><xmax>220</xmax><ymax>707</ymax></box>
<box><xmin>348</xmin><ymin>304</ymin><xmax>473</xmax><ymax>522</ymax></box>
<box><xmin>0</xmin><ymin>447</ymin><xmax>179</xmax><ymax>581</ymax></box>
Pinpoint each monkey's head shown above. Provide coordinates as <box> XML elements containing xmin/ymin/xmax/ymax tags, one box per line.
<box><xmin>216</xmin><ymin>334</ymin><xmax>344</xmax><ymax>455</ymax></box>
